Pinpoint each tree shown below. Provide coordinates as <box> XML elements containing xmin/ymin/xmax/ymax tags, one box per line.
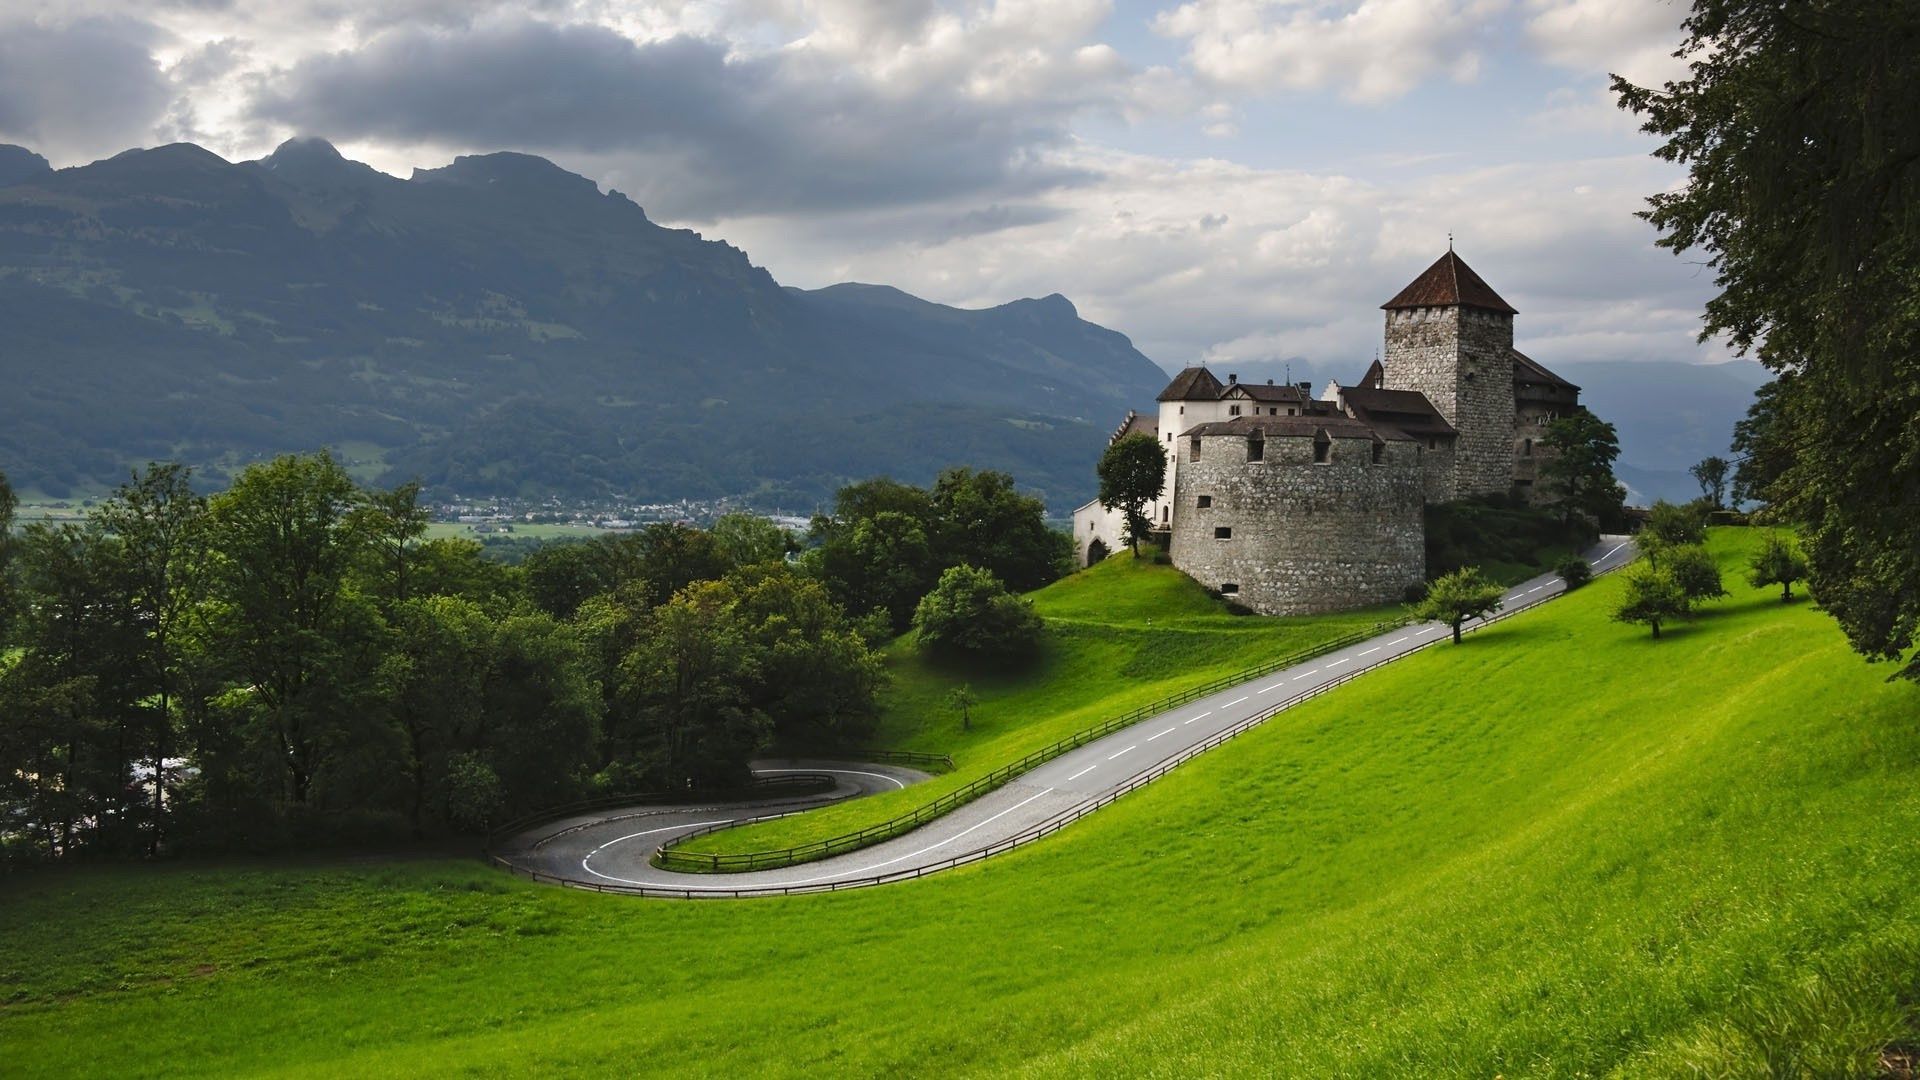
<box><xmin>1096</xmin><ymin>433</ymin><xmax>1165</xmax><ymax>556</ymax></box>
<box><xmin>378</xmin><ymin>596</ymin><xmax>492</xmax><ymax>834</ymax></box>
<box><xmin>94</xmin><ymin>463</ymin><xmax>208</xmax><ymax>853</ymax></box>
<box><xmin>1689</xmin><ymin>456</ymin><xmax>1730</xmax><ymax>509</ymax></box>
<box><xmin>204</xmin><ymin>453</ymin><xmax>374</xmax><ymax>804</ymax></box>
<box><xmin>619</xmin><ymin>581</ymin><xmax>771</xmax><ymax>789</ymax></box>
<box><xmin>1410</xmin><ymin>566</ymin><xmax>1504</xmax><ymax>644</ymax></box>
<box><xmin>709</xmin><ymin>513</ymin><xmax>791</xmax><ymax>569</ymax></box>
<box><xmin>912</xmin><ymin>564</ymin><xmax>1045</xmax><ymax>657</ymax></box>
<box><xmin>1748</xmin><ymin>532</ymin><xmax>1811</xmax><ymax>602</ymax></box>
<box><xmin>930</xmin><ymin>467</ymin><xmax>1070</xmax><ymax>592</ymax></box>
<box><xmin>1615</xmin><ymin>0</ymin><xmax>1920</xmax><ymax>679</ymax></box>
<box><xmin>946</xmin><ymin>685</ymin><xmax>978</xmax><ymax>732</ymax></box>
<box><xmin>813</xmin><ymin>510</ymin><xmax>938</xmax><ymax>632</ymax></box>
<box><xmin>724</xmin><ymin>562</ymin><xmax>885</xmax><ymax>743</ymax></box>
<box><xmin>1538</xmin><ymin>412</ymin><xmax>1625</xmax><ymax>528</ymax></box>
<box><xmin>1614</xmin><ymin>563</ymin><xmax>1691</xmax><ymax>640</ymax></box>
<box><xmin>1641</xmin><ymin>499</ymin><xmax>1709</xmax><ymax>565</ymax></box>
<box><xmin>1664</xmin><ymin>544</ymin><xmax>1729</xmax><ymax>605</ymax></box>
<box><xmin>633</xmin><ymin>522</ymin><xmax>728</xmax><ymax>605</ymax></box>
<box><xmin>357</xmin><ymin>480</ymin><xmax>430</xmax><ymax>612</ymax></box>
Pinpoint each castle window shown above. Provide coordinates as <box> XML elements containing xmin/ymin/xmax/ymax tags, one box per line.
<box><xmin>1189</xmin><ymin>437</ymin><xmax>1201</xmax><ymax>462</ymax></box>
<box><xmin>1286</xmin><ymin>408</ymin><xmax>1296</xmax><ymax>416</ymax></box>
<box><xmin>1313</xmin><ymin>435</ymin><xmax>1331</xmax><ymax>464</ymax></box>
<box><xmin>1428</xmin><ymin>438</ymin><xmax>1437</xmax><ymax>450</ymax></box>
<box><xmin>1197</xmin><ymin>495</ymin><xmax>1212</xmax><ymax>508</ymax></box>
<box><xmin>1247</xmin><ymin>435</ymin><xmax>1264</xmax><ymax>462</ymax></box>
<box><xmin>1219</xmin><ymin>583</ymin><xmax>1239</xmax><ymax>594</ymax></box>
<box><xmin>1524</xmin><ymin>438</ymin><xmax>1533</xmax><ymax>457</ymax></box>
<box><xmin>1372</xmin><ymin>441</ymin><xmax>1385</xmax><ymax>465</ymax></box>
<box><xmin>1229</xmin><ymin>405</ymin><xmax>1242</xmax><ymax>417</ymax></box>
<box><xmin>1214</xmin><ymin>527</ymin><xmax>1232</xmax><ymax>540</ymax></box>
<box><xmin>1162</xmin><ymin>506</ymin><xmax>1169</xmax><ymax>522</ymax></box>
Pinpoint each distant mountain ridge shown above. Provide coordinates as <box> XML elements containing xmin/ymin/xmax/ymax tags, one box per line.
<box><xmin>0</xmin><ymin>138</ymin><xmax>1168</xmax><ymax>507</ymax></box>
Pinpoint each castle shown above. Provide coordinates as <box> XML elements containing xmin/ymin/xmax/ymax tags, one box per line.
<box><xmin>1072</xmin><ymin>249</ymin><xmax>1582</xmax><ymax>615</ymax></box>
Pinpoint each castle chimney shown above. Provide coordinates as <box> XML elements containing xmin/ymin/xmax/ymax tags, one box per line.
<box><xmin>1228</xmin><ymin>373</ymin><xmax>1238</xmax><ymax>384</ymax></box>
<box><xmin>1297</xmin><ymin>381</ymin><xmax>1312</xmax><ymax>394</ymax></box>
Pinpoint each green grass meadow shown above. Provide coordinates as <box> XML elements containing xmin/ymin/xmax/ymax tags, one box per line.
<box><xmin>678</xmin><ymin>551</ymin><xmax>1401</xmax><ymax>855</ymax></box>
<box><xmin>2</xmin><ymin>529</ymin><xmax>1917</xmax><ymax>1076</ymax></box>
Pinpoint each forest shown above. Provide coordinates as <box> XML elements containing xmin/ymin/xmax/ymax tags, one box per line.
<box><xmin>0</xmin><ymin>455</ymin><xmax>1068</xmax><ymax>861</ymax></box>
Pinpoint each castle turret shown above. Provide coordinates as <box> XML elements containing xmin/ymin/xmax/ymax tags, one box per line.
<box><xmin>1379</xmin><ymin>249</ymin><xmax>1517</xmax><ymax>500</ymax></box>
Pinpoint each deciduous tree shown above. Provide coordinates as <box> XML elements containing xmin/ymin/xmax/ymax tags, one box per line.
<box><xmin>1614</xmin><ymin>563</ymin><xmax>1691</xmax><ymax>640</ymax></box>
<box><xmin>1747</xmin><ymin>532</ymin><xmax>1810</xmax><ymax>602</ymax></box>
<box><xmin>1615</xmin><ymin>0</ymin><xmax>1920</xmax><ymax>678</ymax></box>
<box><xmin>1689</xmin><ymin>456</ymin><xmax>1730</xmax><ymax>509</ymax></box>
<box><xmin>912</xmin><ymin>565</ymin><xmax>1044</xmax><ymax>658</ymax></box>
<box><xmin>1096</xmin><ymin>433</ymin><xmax>1165</xmax><ymax>556</ymax></box>
<box><xmin>1539</xmin><ymin>412</ymin><xmax>1626</xmax><ymax>529</ymax></box>
<box><xmin>1410</xmin><ymin>566</ymin><xmax>1504</xmax><ymax>645</ymax></box>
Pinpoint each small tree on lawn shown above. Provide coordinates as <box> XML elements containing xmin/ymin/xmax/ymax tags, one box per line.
<box><xmin>945</xmin><ymin>685</ymin><xmax>978</xmax><ymax>732</ymax></box>
<box><xmin>1614</xmin><ymin>563</ymin><xmax>1691</xmax><ymax>640</ymax></box>
<box><xmin>1641</xmin><ymin>499</ymin><xmax>1710</xmax><ymax>566</ymax></box>
<box><xmin>1097</xmin><ymin>433</ymin><xmax>1165</xmax><ymax>556</ymax></box>
<box><xmin>1747</xmin><ymin>532</ymin><xmax>1810</xmax><ymax>602</ymax></box>
<box><xmin>1665</xmin><ymin>544</ymin><xmax>1729</xmax><ymax>606</ymax></box>
<box><xmin>1411</xmin><ymin>567</ymin><xmax>1505</xmax><ymax>644</ymax></box>
<box><xmin>913</xmin><ymin>565</ymin><xmax>1044</xmax><ymax>658</ymax></box>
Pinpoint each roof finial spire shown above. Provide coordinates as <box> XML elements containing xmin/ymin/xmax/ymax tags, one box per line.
<box><xmin>1447</xmin><ymin>231</ymin><xmax>1453</xmax><ymax>252</ymax></box>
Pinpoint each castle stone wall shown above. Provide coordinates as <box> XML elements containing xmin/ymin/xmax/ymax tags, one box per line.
<box><xmin>1169</xmin><ymin>433</ymin><xmax>1425</xmax><ymax>615</ymax></box>
<box><xmin>1382</xmin><ymin>306</ymin><xmax>1515</xmax><ymax>498</ymax></box>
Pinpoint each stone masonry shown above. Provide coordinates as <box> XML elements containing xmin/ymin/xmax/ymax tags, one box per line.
<box><xmin>1381</xmin><ymin>304</ymin><xmax>1515</xmax><ymax>499</ymax></box>
<box><xmin>1168</xmin><ymin>423</ymin><xmax>1425</xmax><ymax>615</ymax></box>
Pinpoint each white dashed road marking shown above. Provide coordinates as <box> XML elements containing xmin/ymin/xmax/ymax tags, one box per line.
<box><xmin>1183</xmin><ymin>710</ymin><xmax>1213</xmax><ymax>725</ymax></box>
<box><xmin>1358</xmin><ymin>647</ymin><xmax>1379</xmax><ymax>657</ymax></box>
<box><xmin>1066</xmin><ymin>764</ymin><xmax>1097</xmax><ymax>781</ymax></box>
<box><xmin>1108</xmin><ymin>745</ymin><xmax>1136</xmax><ymax>760</ymax></box>
<box><xmin>1224</xmin><ymin>696</ymin><xmax>1248</xmax><ymax>707</ymax></box>
<box><xmin>1293</xmin><ymin>669</ymin><xmax>1318</xmax><ymax>680</ymax></box>
<box><xmin>1148</xmin><ymin>727</ymin><xmax>1176</xmax><ymax>741</ymax></box>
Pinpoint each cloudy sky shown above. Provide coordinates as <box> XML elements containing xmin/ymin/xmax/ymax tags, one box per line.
<box><xmin>0</xmin><ymin>0</ymin><xmax>1721</xmax><ymax>372</ymax></box>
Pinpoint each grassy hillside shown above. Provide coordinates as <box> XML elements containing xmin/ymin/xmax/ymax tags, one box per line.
<box><xmin>3</xmin><ymin>529</ymin><xmax>1917</xmax><ymax>1076</ymax></box>
<box><xmin>682</xmin><ymin>552</ymin><xmax>1400</xmax><ymax>854</ymax></box>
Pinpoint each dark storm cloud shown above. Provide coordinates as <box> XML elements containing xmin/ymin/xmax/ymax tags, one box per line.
<box><xmin>0</xmin><ymin>17</ymin><xmax>173</xmax><ymax>161</ymax></box>
<box><xmin>249</xmin><ymin>18</ymin><xmax>1092</xmax><ymax>219</ymax></box>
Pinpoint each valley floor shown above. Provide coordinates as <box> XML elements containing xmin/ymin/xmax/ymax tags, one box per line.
<box><xmin>2</xmin><ymin>530</ymin><xmax>1916</xmax><ymax>1076</ymax></box>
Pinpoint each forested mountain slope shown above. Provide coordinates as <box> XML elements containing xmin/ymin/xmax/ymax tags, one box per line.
<box><xmin>0</xmin><ymin>138</ymin><xmax>1166</xmax><ymax>507</ymax></box>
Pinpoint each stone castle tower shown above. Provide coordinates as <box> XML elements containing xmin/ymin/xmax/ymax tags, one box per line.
<box><xmin>1380</xmin><ymin>249</ymin><xmax>1517</xmax><ymax>499</ymax></box>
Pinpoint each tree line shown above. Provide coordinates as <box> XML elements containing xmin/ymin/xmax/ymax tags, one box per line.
<box><xmin>0</xmin><ymin>457</ymin><xmax>1067</xmax><ymax>862</ymax></box>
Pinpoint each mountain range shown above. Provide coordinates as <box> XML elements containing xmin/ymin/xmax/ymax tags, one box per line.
<box><xmin>0</xmin><ymin>138</ymin><xmax>1164</xmax><ymax>508</ymax></box>
<box><xmin>0</xmin><ymin>138</ymin><xmax>1762</xmax><ymax>510</ymax></box>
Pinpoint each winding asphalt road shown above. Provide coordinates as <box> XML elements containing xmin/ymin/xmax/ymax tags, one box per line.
<box><xmin>493</xmin><ymin>537</ymin><xmax>1636</xmax><ymax>897</ymax></box>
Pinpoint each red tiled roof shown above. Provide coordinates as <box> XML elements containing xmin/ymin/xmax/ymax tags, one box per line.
<box><xmin>1382</xmin><ymin>250</ymin><xmax>1517</xmax><ymax>315</ymax></box>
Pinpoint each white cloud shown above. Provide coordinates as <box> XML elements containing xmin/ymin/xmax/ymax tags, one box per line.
<box><xmin>712</xmin><ymin>143</ymin><xmax>1724</xmax><ymax>373</ymax></box>
<box><xmin>1154</xmin><ymin>0</ymin><xmax>1507</xmax><ymax>103</ymax></box>
<box><xmin>1524</xmin><ymin>0</ymin><xmax>1689</xmax><ymax>86</ymax></box>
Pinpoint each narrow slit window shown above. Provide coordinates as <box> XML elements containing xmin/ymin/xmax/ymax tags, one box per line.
<box><xmin>1189</xmin><ymin>436</ymin><xmax>1201</xmax><ymax>462</ymax></box>
<box><xmin>1247</xmin><ymin>435</ymin><xmax>1264</xmax><ymax>462</ymax></box>
<box><xmin>1372</xmin><ymin>441</ymin><xmax>1385</xmax><ymax>465</ymax></box>
<box><xmin>1313</xmin><ymin>436</ymin><xmax>1331</xmax><ymax>464</ymax></box>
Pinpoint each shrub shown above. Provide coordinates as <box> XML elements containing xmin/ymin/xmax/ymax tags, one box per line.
<box><xmin>912</xmin><ymin>565</ymin><xmax>1044</xmax><ymax>658</ymax></box>
<box><xmin>1402</xmin><ymin>581</ymin><xmax>1430</xmax><ymax>604</ymax></box>
<box><xmin>1556</xmin><ymin>557</ymin><xmax>1592</xmax><ymax>589</ymax></box>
